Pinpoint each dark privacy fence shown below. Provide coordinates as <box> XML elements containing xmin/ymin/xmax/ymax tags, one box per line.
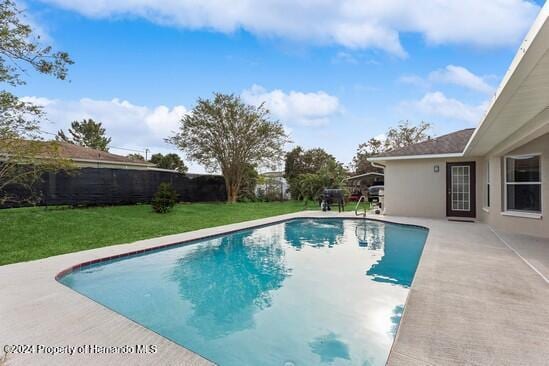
<box><xmin>2</xmin><ymin>168</ymin><xmax>227</xmax><ymax>208</ymax></box>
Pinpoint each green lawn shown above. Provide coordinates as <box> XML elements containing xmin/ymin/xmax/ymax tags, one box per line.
<box><xmin>0</xmin><ymin>201</ymin><xmax>307</xmax><ymax>266</ymax></box>
<box><xmin>0</xmin><ymin>200</ymin><xmax>370</xmax><ymax>266</ymax></box>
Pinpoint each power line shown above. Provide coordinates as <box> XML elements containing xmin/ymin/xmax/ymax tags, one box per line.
<box><xmin>39</xmin><ymin>129</ymin><xmax>148</xmax><ymax>154</ymax></box>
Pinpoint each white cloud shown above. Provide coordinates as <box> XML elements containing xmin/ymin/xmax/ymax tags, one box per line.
<box><xmin>400</xmin><ymin>65</ymin><xmax>495</xmax><ymax>94</ymax></box>
<box><xmin>428</xmin><ymin>65</ymin><xmax>494</xmax><ymax>94</ymax></box>
<box><xmin>332</xmin><ymin>51</ymin><xmax>359</xmax><ymax>64</ymax></box>
<box><xmin>399</xmin><ymin>74</ymin><xmax>430</xmax><ymax>88</ymax></box>
<box><xmin>400</xmin><ymin>91</ymin><xmax>488</xmax><ymax>124</ymax></box>
<box><xmin>39</xmin><ymin>0</ymin><xmax>540</xmax><ymax>56</ymax></box>
<box><xmin>22</xmin><ymin>96</ymin><xmax>187</xmax><ymax>152</ymax></box>
<box><xmin>241</xmin><ymin>84</ymin><xmax>340</xmax><ymax>126</ymax></box>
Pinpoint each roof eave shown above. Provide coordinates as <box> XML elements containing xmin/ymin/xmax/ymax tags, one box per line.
<box><xmin>72</xmin><ymin>158</ymin><xmax>155</xmax><ymax>167</ymax></box>
<box><xmin>464</xmin><ymin>3</ymin><xmax>549</xmax><ymax>156</ymax></box>
<box><xmin>368</xmin><ymin>153</ymin><xmax>463</xmax><ymax>162</ymax></box>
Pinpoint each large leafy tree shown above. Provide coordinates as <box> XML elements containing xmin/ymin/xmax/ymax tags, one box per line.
<box><xmin>126</xmin><ymin>153</ymin><xmax>145</xmax><ymax>161</ymax></box>
<box><xmin>352</xmin><ymin>138</ymin><xmax>385</xmax><ymax>175</ymax></box>
<box><xmin>57</xmin><ymin>119</ymin><xmax>111</xmax><ymax>151</ymax></box>
<box><xmin>352</xmin><ymin>121</ymin><xmax>431</xmax><ymax>174</ymax></box>
<box><xmin>294</xmin><ymin>159</ymin><xmax>347</xmax><ymax>202</ymax></box>
<box><xmin>284</xmin><ymin>147</ymin><xmax>336</xmax><ymax>180</ymax></box>
<box><xmin>284</xmin><ymin>146</ymin><xmax>342</xmax><ymax>199</ymax></box>
<box><xmin>169</xmin><ymin>93</ymin><xmax>287</xmax><ymax>203</ymax></box>
<box><xmin>384</xmin><ymin>121</ymin><xmax>431</xmax><ymax>151</ymax></box>
<box><xmin>149</xmin><ymin>153</ymin><xmax>188</xmax><ymax>173</ymax></box>
<box><xmin>0</xmin><ymin>0</ymin><xmax>73</xmax><ymax>204</ymax></box>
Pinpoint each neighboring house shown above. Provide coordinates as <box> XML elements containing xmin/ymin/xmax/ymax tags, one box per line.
<box><xmin>369</xmin><ymin>4</ymin><xmax>549</xmax><ymax>238</ymax></box>
<box><xmin>48</xmin><ymin>142</ymin><xmax>161</xmax><ymax>171</ymax></box>
<box><xmin>255</xmin><ymin>171</ymin><xmax>290</xmax><ymax>200</ymax></box>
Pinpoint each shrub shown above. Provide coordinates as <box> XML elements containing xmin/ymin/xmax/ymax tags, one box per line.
<box><xmin>152</xmin><ymin>183</ymin><xmax>178</xmax><ymax>213</ymax></box>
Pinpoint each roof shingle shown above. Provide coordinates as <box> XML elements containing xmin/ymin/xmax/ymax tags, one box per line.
<box><xmin>54</xmin><ymin>142</ymin><xmax>154</xmax><ymax>165</ymax></box>
<box><xmin>373</xmin><ymin>128</ymin><xmax>475</xmax><ymax>158</ymax></box>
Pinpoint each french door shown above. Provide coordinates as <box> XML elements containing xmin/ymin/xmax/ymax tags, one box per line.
<box><xmin>446</xmin><ymin>162</ymin><xmax>476</xmax><ymax>218</ymax></box>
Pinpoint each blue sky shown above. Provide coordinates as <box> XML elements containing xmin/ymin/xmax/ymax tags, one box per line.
<box><xmin>16</xmin><ymin>0</ymin><xmax>546</xmax><ymax>173</ymax></box>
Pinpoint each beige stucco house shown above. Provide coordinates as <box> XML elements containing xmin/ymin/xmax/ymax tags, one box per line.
<box><xmin>369</xmin><ymin>3</ymin><xmax>549</xmax><ymax>239</ymax></box>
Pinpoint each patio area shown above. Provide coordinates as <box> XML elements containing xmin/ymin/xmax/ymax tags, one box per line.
<box><xmin>1</xmin><ymin>211</ymin><xmax>548</xmax><ymax>365</ymax></box>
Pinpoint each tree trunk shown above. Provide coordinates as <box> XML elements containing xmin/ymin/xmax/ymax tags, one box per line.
<box><xmin>224</xmin><ymin>177</ymin><xmax>239</xmax><ymax>203</ymax></box>
<box><xmin>228</xmin><ymin>183</ymin><xmax>238</xmax><ymax>203</ymax></box>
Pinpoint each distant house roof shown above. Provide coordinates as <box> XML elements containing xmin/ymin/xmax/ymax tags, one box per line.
<box><xmin>52</xmin><ymin>142</ymin><xmax>154</xmax><ymax>166</ymax></box>
<box><xmin>369</xmin><ymin>128</ymin><xmax>475</xmax><ymax>161</ymax></box>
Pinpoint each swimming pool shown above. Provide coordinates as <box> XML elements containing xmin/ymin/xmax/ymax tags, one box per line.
<box><xmin>59</xmin><ymin>219</ymin><xmax>428</xmax><ymax>366</ymax></box>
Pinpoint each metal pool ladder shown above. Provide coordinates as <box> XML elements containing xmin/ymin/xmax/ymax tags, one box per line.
<box><xmin>355</xmin><ymin>196</ymin><xmax>367</xmax><ymax>218</ymax></box>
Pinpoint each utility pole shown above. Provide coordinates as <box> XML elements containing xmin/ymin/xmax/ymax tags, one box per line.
<box><xmin>145</xmin><ymin>148</ymin><xmax>150</xmax><ymax>161</ymax></box>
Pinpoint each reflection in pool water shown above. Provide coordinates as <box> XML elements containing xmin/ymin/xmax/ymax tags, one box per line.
<box><xmin>60</xmin><ymin>219</ymin><xmax>427</xmax><ymax>366</ymax></box>
<box><xmin>309</xmin><ymin>332</ymin><xmax>351</xmax><ymax>363</ymax></box>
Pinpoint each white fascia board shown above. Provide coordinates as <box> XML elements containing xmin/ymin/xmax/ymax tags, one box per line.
<box><xmin>368</xmin><ymin>153</ymin><xmax>463</xmax><ymax>162</ymax></box>
<box><xmin>72</xmin><ymin>158</ymin><xmax>155</xmax><ymax>167</ymax></box>
<box><xmin>464</xmin><ymin>3</ymin><xmax>549</xmax><ymax>156</ymax></box>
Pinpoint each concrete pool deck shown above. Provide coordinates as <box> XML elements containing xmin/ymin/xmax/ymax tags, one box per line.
<box><xmin>1</xmin><ymin>211</ymin><xmax>548</xmax><ymax>365</ymax></box>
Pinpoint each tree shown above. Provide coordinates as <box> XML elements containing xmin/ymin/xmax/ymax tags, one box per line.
<box><xmin>294</xmin><ymin>159</ymin><xmax>347</xmax><ymax>203</ymax></box>
<box><xmin>284</xmin><ymin>147</ymin><xmax>336</xmax><ymax>180</ymax></box>
<box><xmin>57</xmin><ymin>119</ymin><xmax>111</xmax><ymax>151</ymax></box>
<box><xmin>351</xmin><ymin>121</ymin><xmax>432</xmax><ymax>174</ymax></box>
<box><xmin>237</xmin><ymin>163</ymin><xmax>259</xmax><ymax>201</ymax></box>
<box><xmin>283</xmin><ymin>146</ymin><xmax>305</xmax><ymax>181</ymax></box>
<box><xmin>352</xmin><ymin>138</ymin><xmax>385</xmax><ymax>175</ymax></box>
<box><xmin>384</xmin><ymin>121</ymin><xmax>431</xmax><ymax>151</ymax></box>
<box><xmin>168</xmin><ymin>93</ymin><xmax>288</xmax><ymax>203</ymax></box>
<box><xmin>151</xmin><ymin>182</ymin><xmax>178</xmax><ymax>213</ymax></box>
<box><xmin>126</xmin><ymin>153</ymin><xmax>145</xmax><ymax>161</ymax></box>
<box><xmin>149</xmin><ymin>153</ymin><xmax>188</xmax><ymax>173</ymax></box>
<box><xmin>0</xmin><ymin>0</ymin><xmax>73</xmax><ymax>204</ymax></box>
<box><xmin>284</xmin><ymin>146</ymin><xmax>340</xmax><ymax>199</ymax></box>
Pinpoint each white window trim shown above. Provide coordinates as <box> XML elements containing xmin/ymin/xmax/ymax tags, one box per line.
<box><xmin>501</xmin><ymin>211</ymin><xmax>542</xmax><ymax>219</ymax></box>
<box><xmin>502</xmin><ymin>153</ymin><xmax>542</xmax><ymax>218</ymax></box>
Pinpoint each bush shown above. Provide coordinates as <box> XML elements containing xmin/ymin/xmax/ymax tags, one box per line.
<box><xmin>152</xmin><ymin>183</ymin><xmax>178</xmax><ymax>213</ymax></box>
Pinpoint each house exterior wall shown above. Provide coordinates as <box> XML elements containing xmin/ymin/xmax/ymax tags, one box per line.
<box><xmin>479</xmin><ymin>132</ymin><xmax>549</xmax><ymax>238</ymax></box>
<box><xmin>383</xmin><ymin>133</ymin><xmax>549</xmax><ymax>238</ymax></box>
<box><xmin>383</xmin><ymin>157</ymin><xmax>482</xmax><ymax>219</ymax></box>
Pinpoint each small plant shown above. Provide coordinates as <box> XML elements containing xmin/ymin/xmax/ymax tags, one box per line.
<box><xmin>152</xmin><ymin>183</ymin><xmax>178</xmax><ymax>213</ymax></box>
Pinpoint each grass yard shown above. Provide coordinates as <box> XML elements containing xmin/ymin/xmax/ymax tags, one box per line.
<box><xmin>1</xmin><ymin>200</ymin><xmax>370</xmax><ymax>266</ymax></box>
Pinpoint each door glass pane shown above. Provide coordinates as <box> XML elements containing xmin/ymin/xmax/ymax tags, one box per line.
<box><xmin>451</xmin><ymin>166</ymin><xmax>470</xmax><ymax>211</ymax></box>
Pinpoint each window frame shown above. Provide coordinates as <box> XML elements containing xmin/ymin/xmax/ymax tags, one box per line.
<box><xmin>503</xmin><ymin>153</ymin><xmax>542</xmax><ymax>216</ymax></box>
<box><xmin>485</xmin><ymin>160</ymin><xmax>490</xmax><ymax>209</ymax></box>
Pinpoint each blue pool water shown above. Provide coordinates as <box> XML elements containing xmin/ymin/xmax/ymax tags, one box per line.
<box><xmin>60</xmin><ymin>219</ymin><xmax>427</xmax><ymax>366</ymax></box>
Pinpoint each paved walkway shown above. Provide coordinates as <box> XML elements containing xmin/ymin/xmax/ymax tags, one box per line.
<box><xmin>1</xmin><ymin>211</ymin><xmax>548</xmax><ymax>365</ymax></box>
<box><xmin>381</xmin><ymin>217</ymin><xmax>549</xmax><ymax>366</ymax></box>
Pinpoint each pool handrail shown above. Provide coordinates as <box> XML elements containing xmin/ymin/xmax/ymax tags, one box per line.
<box><xmin>355</xmin><ymin>196</ymin><xmax>367</xmax><ymax>217</ymax></box>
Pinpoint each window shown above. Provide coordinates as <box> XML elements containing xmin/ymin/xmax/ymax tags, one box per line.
<box><xmin>505</xmin><ymin>154</ymin><xmax>541</xmax><ymax>213</ymax></box>
<box><xmin>485</xmin><ymin>161</ymin><xmax>490</xmax><ymax>208</ymax></box>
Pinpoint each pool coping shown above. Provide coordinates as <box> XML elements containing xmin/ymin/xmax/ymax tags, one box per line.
<box><xmin>2</xmin><ymin>211</ymin><xmax>549</xmax><ymax>365</ymax></box>
<box><xmin>54</xmin><ymin>215</ymin><xmax>429</xmax><ymax>282</ymax></box>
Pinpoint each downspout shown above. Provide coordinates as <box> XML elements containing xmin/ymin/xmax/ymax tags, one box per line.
<box><xmin>371</xmin><ymin>161</ymin><xmax>385</xmax><ymax>170</ymax></box>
